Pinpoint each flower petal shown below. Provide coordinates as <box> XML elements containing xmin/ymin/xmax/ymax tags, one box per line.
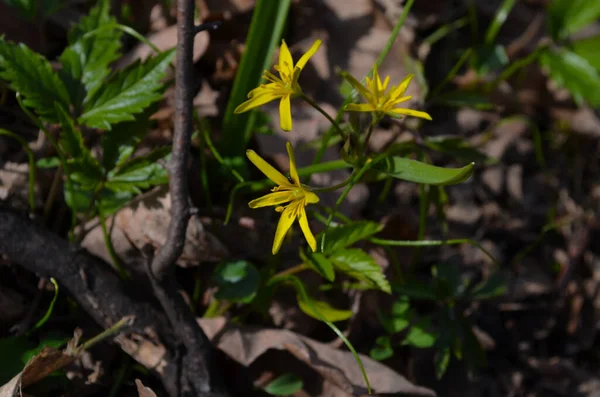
<box><xmin>345</xmin><ymin>103</ymin><xmax>376</xmax><ymax>112</ymax></box>
<box><xmin>387</xmin><ymin>107</ymin><xmax>432</xmax><ymax>120</ymax></box>
<box><xmin>248</xmin><ymin>191</ymin><xmax>295</xmax><ymax>208</ymax></box>
<box><xmin>235</xmin><ymin>90</ymin><xmax>282</xmax><ymax>114</ymax></box>
<box><xmin>279</xmin><ymin>40</ymin><xmax>294</xmax><ymax>77</ymax></box>
<box><xmin>304</xmin><ymin>190</ymin><xmax>320</xmax><ymax>204</ymax></box>
<box><xmin>246</xmin><ymin>149</ymin><xmax>292</xmax><ymax>186</ymax></box>
<box><xmin>389</xmin><ymin>74</ymin><xmax>414</xmax><ymax>100</ymax></box>
<box><xmin>295</xmin><ymin>39</ymin><xmax>322</xmax><ymax>70</ymax></box>
<box><xmin>272</xmin><ymin>202</ymin><xmax>298</xmax><ymax>254</ymax></box>
<box><xmin>297</xmin><ymin>206</ymin><xmax>317</xmax><ymax>252</ymax></box>
<box><xmin>279</xmin><ymin>95</ymin><xmax>293</xmax><ymax>131</ymax></box>
<box><xmin>342</xmin><ymin>72</ymin><xmax>372</xmax><ymax>104</ymax></box>
<box><xmin>285</xmin><ymin>142</ymin><xmax>300</xmax><ymax>185</ymax></box>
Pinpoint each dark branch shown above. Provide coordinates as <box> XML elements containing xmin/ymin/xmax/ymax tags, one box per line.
<box><xmin>194</xmin><ymin>21</ymin><xmax>223</xmax><ymax>35</ymax></box>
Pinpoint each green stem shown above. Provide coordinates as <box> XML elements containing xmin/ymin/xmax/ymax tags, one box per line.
<box><xmin>485</xmin><ymin>44</ymin><xmax>548</xmax><ymax>92</ymax></box>
<box><xmin>270</xmin><ymin>263</ymin><xmax>308</xmax><ymax>281</ymax></box>
<box><xmin>361</xmin><ymin>118</ymin><xmax>377</xmax><ymax>155</ymax></box>
<box><xmin>99</xmin><ymin>212</ymin><xmax>130</xmax><ymax>280</ymax></box>
<box><xmin>300</xmin><ymin>94</ymin><xmax>346</xmax><ymax>140</ymax></box>
<box><xmin>311</xmin><ymin>176</ymin><xmax>353</xmax><ymax>193</ymax></box>
<box><xmin>76</xmin><ymin>316</ymin><xmax>134</xmax><ymax>353</ymax></box>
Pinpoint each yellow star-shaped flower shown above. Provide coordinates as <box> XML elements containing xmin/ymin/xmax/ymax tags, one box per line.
<box><xmin>343</xmin><ymin>65</ymin><xmax>432</xmax><ymax>121</ymax></box>
<box><xmin>234</xmin><ymin>39</ymin><xmax>322</xmax><ymax>132</ymax></box>
<box><xmin>246</xmin><ymin>142</ymin><xmax>319</xmax><ymax>254</ymax></box>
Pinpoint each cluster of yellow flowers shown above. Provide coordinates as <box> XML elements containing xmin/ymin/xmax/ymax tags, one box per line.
<box><xmin>235</xmin><ymin>39</ymin><xmax>432</xmax><ymax>254</ymax></box>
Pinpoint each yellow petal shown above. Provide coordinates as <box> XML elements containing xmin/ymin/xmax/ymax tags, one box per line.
<box><xmin>279</xmin><ymin>40</ymin><xmax>294</xmax><ymax>76</ymax></box>
<box><xmin>387</xmin><ymin>107</ymin><xmax>432</xmax><ymax>120</ymax></box>
<box><xmin>342</xmin><ymin>72</ymin><xmax>372</xmax><ymax>103</ymax></box>
<box><xmin>235</xmin><ymin>90</ymin><xmax>282</xmax><ymax>114</ymax></box>
<box><xmin>297</xmin><ymin>206</ymin><xmax>317</xmax><ymax>252</ymax></box>
<box><xmin>303</xmin><ymin>190</ymin><xmax>320</xmax><ymax>204</ymax></box>
<box><xmin>246</xmin><ymin>149</ymin><xmax>292</xmax><ymax>186</ymax></box>
<box><xmin>345</xmin><ymin>103</ymin><xmax>376</xmax><ymax>112</ymax></box>
<box><xmin>372</xmin><ymin>65</ymin><xmax>382</xmax><ymax>99</ymax></box>
<box><xmin>387</xmin><ymin>95</ymin><xmax>412</xmax><ymax>107</ymax></box>
<box><xmin>248</xmin><ymin>191</ymin><xmax>294</xmax><ymax>208</ymax></box>
<box><xmin>286</xmin><ymin>142</ymin><xmax>300</xmax><ymax>185</ymax></box>
<box><xmin>389</xmin><ymin>74</ymin><xmax>414</xmax><ymax>100</ymax></box>
<box><xmin>272</xmin><ymin>202</ymin><xmax>298</xmax><ymax>254</ymax></box>
<box><xmin>295</xmin><ymin>39</ymin><xmax>322</xmax><ymax>70</ymax></box>
<box><xmin>279</xmin><ymin>95</ymin><xmax>293</xmax><ymax>131</ymax></box>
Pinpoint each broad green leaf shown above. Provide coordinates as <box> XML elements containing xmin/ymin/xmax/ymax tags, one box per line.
<box><xmin>371</xmin><ymin>156</ymin><xmax>475</xmax><ymax>185</ymax></box>
<box><xmin>37</xmin><ymin>156</ymin><xmax>60</xmax><ymax>169</ymax></box>
<box><xmin>377</xmin><ymin>296</ymin><xmax>411</xmax><ymax>334</ymax></box>
<box><xmin>370</xmin><ymin>336</ymin><xmax>394</xmax><ymax>361</ymax></box>
<box><xmin>220</xmin><ymin>0</ymin><xmax>292</xmax><ymax>157</ymax></box>
<box><xmin>105</xmin><ymin>148</ymin><xmax>170</xmax><ymax>193</ymax></box>
<box><xmin>78</xmin><ymin>49</ymin><xmax>175</xmax><ymax>130</ymax></box>
<box><xmin>0</xmin><ymin>38</ymin><xmax>70</xmax><ymax>123</ymax></box>
<box><xmin>434</xmin><ymin>348</ymin><xmax>451</xmax><ymax>379</ymax></box>
<box><xmin>302</xmin><ymin>251</ymin><xmax>335</xmax><ymax>282</ymax></box>
<box><xmin>263</xmin><ymin>373</ymin><xmax>303</xmax><ymax>396</ymax></box>
<box><xmin>64</xmin><ymin>182</ymin><xmax>132</xmax><ymax>216</ymax></box>
<box><xmin>402</xmin><ymin>317</ymin><xmax>436</xmax><ymax>348</ymax></box>
<box><xmin>213</xmin><ymin>260</ymin><xmax>260</xmax><ymax>303</ymax></box>
<box><xmin>470</xmin><ymin>271</ymin><xmax>507</xmax><ymax>300</ymax></box>
<box><xmin>425</xmin><ymin>136</ymin><xmax>489</xmax><ymax>163</ymax></box>
<box><xmin>572</xmin><ymin>36</ymin><xmax>600</xmax><ymax>71</ymax></box>
<box><xmin>547</xmin><ymin>0</ymin><xmax>600</xmax><ymax>40</ymax></box>
<box><xmin>322</xmin><ymin>221</ymin><xmax>383</xmax><ymax>254</ymax></box>
<box><xmin>329</xmin><ymin>248</ymin><xmax>391</xmax><ymax>293</ymax></box>
<box><xmin>59</xmin><ymin>0</ymin><xmax>122</xmax><ymax>107</ymax></box>
<box><xmin>296</xmin><ymin>295</ymin><xmax>352</xmax><ymax>322</ymax></box>
<box><xmin>539</xmin><ymin>48</ymin><xmax>600</xmax><ymax>107</ymax></box>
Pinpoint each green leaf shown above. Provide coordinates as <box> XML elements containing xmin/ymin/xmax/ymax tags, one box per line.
<box><xmin>548</xmin><ymin>0</ymin><xmax>600</xmax><ymax>40</ymax></box>
<box><xmin>78</xmin><ymin>49</ymin><xmax>175</xmax><ymax>130</ymax></box>
<box><xmin>64</xmin><ymin>182</ymin><xmax>132</xmax><ymax>216</ymax></box>
<box><xmin>572</xmin><ymin>36</ymin><xmax>600</xmax><ymax>71</ymax></box>
<box><xmin>425</xmin><ymin>136</ymin><xmax>489</xmax><ymax>163</ymax></box>
<box><xmin>213</xmin><ymin>260</ymin><xmax>260</xmax><ymax>303</ymax></box>
<box><xmin>105</xmin><ymin>148</ymin><xmax>170</xmax><ymax>193</ymax></box>
<box><xmin>392</xmin><ymin>280</ymin><xmax>437</xmax><ymax>300</ymax></box>
<box><xmin>433</xmin><ymin>91</ymin><xmax>495</xmax><ymax>110</ymax></box>
<box><xmin>4</xmin><ymin>0</ymin><xmax>63</xmax><ymax>20</ymax></box>
<box><xmin>484</xmin><ymin>0</ymin><xmax>516</xmax><ymax>45</ymax></box>
<box><xmin>539</xmin><ymin>47</ymin><xmax>600</xmax><ymax>107</ymax></box>
<box><xmin>302</xmin><ymin>251</ymin><xmax>335</xmax><ymax>282</ymax></box>
<box><xmin>434</xmin><ymin>348</ymin><xmax>451</xmax><ymax>379</ymax></box>
<box><xmin>473</xmin><ymin>44</ymin><xmax>509</xmax><ymax>75</ymax></box>
<box><xmin>377</xmin><ymin>296</ymin><xmax>412</xmax><ymax>334</ymax></box>
<box><xmin>220</xmin><ymin>0</ymin><xmax>292</xmax><ymax>156</ymax></box>
<box><xmin>55</xmin><ymin>104</ymin><xmax>85</xmax><ymax>159</ymax></box>
<box><xmin>433</xmin><ymin>263</ymin><xmax>463</xmax><ymax>298</ymax></box>
<box><xmin>296</xmin><ymin>294</ymin><xmax>352</xmax><ymax>322</ymax></box>
<box><xmin>371</xmin><ymin>156</ymin><xmax>475</xmax><ymax>185</ymax></box>
<box><xmin>263</xmin><ymin>373</ymin><xmax>303</xmax><ymax>396</ymax></box>
<box><xmin>322</xmin><ymin>221</ymin><xmax>383</xmax><ymax>254</ymax></box>
<box><xmin>59</xmin><ymin>0</ymin><xmax>122</xmax><ymax>107</ymax></box>
<box><xmin>470</xmin><ymin>271</ymin><xmax>507</xmax><ymax>300</ymax></box>
<box><xmin>0</xmin><ymin>38</ymin><xmax>70</xmax><ymax>123</ymax></box>
<box><xmin>36</xmin><ymin>156</ymin><xmax>60</xmax><ymax>169</ymax></box>
<box><xmin>329</xmin><ymin>248</ymin><xmax>391</xmax><ymax>293</ymax></box>
<box><xmin>402</xmin><ymin>317</ymin><xmax>436</xmax><ymax>348</ymax></box>
<box><xmin>370</xmin><ymin>336</ymin><xmax>394</xmax><ymax>361</ymax></box>
<box><xmin>458</xmin><ymin>317</ymin><xmax>486</xmax><ymax>369</ymax></box>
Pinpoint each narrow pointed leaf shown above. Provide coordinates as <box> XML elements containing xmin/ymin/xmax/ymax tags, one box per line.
<box><xmin>296</xmin><ymin>295</ymin><xmax>352</xmax><ymax>322</ymax></box>
<box><xmin>263</xmin><ymin>374</ymin><xmax>303</xmax><ymax>396</ymax></box>
<box><xmin>372</xmin><ymin>156</ymin><xmax>474</xmax><ymax>185</ymax></box>
<box><xmin>105</xmin><ymin>148</ymin><xmax>170</xmax><ymax>193</ymax></box>
<box><xmin>302</xmin><ymin>251</ymin><xmax>335</xmax><ymax>282</ymax></box>
<box><xmin>78</xmin><ymin>49</ymin><xmax>174</xmax><ymax>130</ymax></box>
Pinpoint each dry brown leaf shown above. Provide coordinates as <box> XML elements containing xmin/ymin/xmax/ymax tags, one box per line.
<box><xmin>81</xmin><ymin>186</ymin><xmax>228</xmax><ymax>271</ymax></box>
<box><xmin>198</xmin><ymin>317</ymin><xmax>436</xmax><ymax>397</ymax></box>
<box><xmin>135</xmin><ymin>379</ymin><xmax>158</xmax><ymax>397</ymax></box>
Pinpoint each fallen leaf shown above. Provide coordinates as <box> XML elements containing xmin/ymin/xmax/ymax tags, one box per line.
<box><xmin>135</xmin><ymin>379</ymin><xmax>158</xmax><ymax>397</ymax></box>
<box><xmin>198</xmin><ymin>317</ymin><xmax>436</xmax><ymax>397</ymax></box>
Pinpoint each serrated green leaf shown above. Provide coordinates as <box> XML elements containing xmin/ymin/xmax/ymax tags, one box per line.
<box><xmin>296</xmin><ymin>294</ymin><xmax>352</xmax><ymax>322</ymax></box>
<box><xmin>539</xmin><ymin>48</ymin><xmax>600</xmax><ymax>107</ymax></box>
<box><xmin>329</xmin><ymin>248</ymin><xmax>391</xmax><ymax>293</ymax></box>
<box><xmin>323</xmin><ymin>221</ymin><xmax>383</xmax><ymax>253</ymax></box>
<box><xmin>55</xmin><ymin>104</ymin><xmax>85</xmax><ymax>159</ymax></box>
<box><xmin>64</xmin><ymin>182</ymin><xmax>132</xmax><ymax>216</ymax></box>
<box><xmin>0</xmin><ymin>38</ymin><xmax>70</xmax><ymax>123</ymax></box>
<box><xmin>371</xmin><ymin>156</ymin><xmax>474</xmax><ymax>185</ymax></box>
<box><xmin>105</xmin><ymin>147</ymin><xmax>169</xmax><ymax>193</ymax></box>
<box><xmin>78</xmin><ymin>49</ymin><xmax>174</xmax><ymax>130</ymax></box>
<box><xmin>402</xmin><ymin>317</ymin><xmax>436</xmax><ymax>348</ymax></box>
<box><xmin>263</xmin><ymin>373</ymin><xmax>303</xmax><ymax>396</ymax></box>
<box><xmin>213</xmin><ymin>260</ymin><xmax>260</xmax><ymax>303</ymax></box>
<box><xmin>572</xmin><ymin>36</ymin><xmax>600</xmax><ymax>71</ymax></box>
<box><xmin>302</xmin><ymin>251</ymin><xmax>335</xmax><ymax>282</ymax></box>
<box><xmin>370</xmin><ymin>336</ymin><xmax>394</xmax><ymax>361</ymax></box>
<box><xmin>548</xmin><ymin>0</ymin><xmax>600</xmax><ymax>40</ymax></box>
<box><xmin>59</xmin><ymin>0</ymin><xmax>122</xmax><ymax>107</ymax></box>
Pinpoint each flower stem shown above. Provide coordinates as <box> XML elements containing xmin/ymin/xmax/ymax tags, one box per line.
<box><xmin>311</xmin><ymin>177</ymin><xmax>353</xmax><ymax>192</ymax></box>
<box><xmin>300</xmin><ymin>94</ymin><xmax>346</xmax><ymax>140</ymax></box>
<box><xmin>270</xmin><ymin>263</ymin><xmax>308</xmax><ymax>280</ymax></box>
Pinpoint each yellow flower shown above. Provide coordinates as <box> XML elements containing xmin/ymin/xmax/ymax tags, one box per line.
<box><xmin>343</xmin><ymin>65</ymin><xmax>432</xmax><ymax>121</ymax></box>
<box><xmin>234</xmin><ymin>39</ymin><xmax>322</xmax><ymax>132</ymax></box>
<box><xmin>246</xmin><ymin>142</ymin><xmax>319</xmax><ymax>254</ymax></box>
